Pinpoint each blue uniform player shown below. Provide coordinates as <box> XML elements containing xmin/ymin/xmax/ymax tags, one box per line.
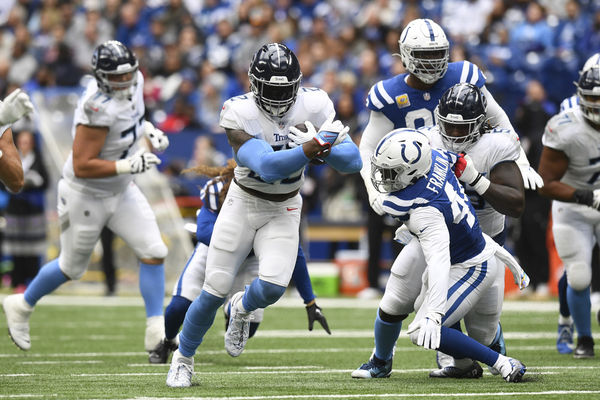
<box><xmin>357</xmin><ymin>18</ymin><xmax>541</xmax><ymax>377</ymax></box>
<box><xmin>352</xmin><ymin>128</ymin><xmax>528</xmax><ymax>382</ymax></box>
<box><xmin>150</xmin><ymin>160</ymin><xmax>330</xmax><ymax>363</ymax></box>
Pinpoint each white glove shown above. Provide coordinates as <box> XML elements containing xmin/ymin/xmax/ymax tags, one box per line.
<box><xmin>407</xmin><ymin>313</ymin><xmax>442</xmax><ymax>350</ymax></box>
<box><xmin>394</xmin><ymin>224</ymin><xmax>413</xmax><ymax>245</ymax></box>
<box><xmin>0</xmin><ymin>89</ymin><xmax>34</xmax><ymax>125</ymax></box>
<box><xmin>115</xmin><ymin>149</ymin><xmax>161</xmax><ymax>175</ymax></box>
<box><xmin>518</xmin><ymin>164</ymin><xmax>544</xmax><ymax>190</ymax></box>
<box><xmin>318</xmin><ymin>112</ymin><xmax>349</xmax><ymax>147</ymax></box>
<box><xmin>143</xmin><ymin>120</ymin><xmax>169</xmax><ymax>152</ymax></box>
<box><xmin>288</xmin><ymin>121</ymin><xmax>317</xmax><ymax>148</ymax></box>
<box><xmin>370</xmin><ymin>194</ymin><xmax>385</xmax><ymax>216</ymax></box>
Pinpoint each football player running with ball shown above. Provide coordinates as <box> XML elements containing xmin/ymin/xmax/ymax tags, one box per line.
<box><xmin>3</xmin><ymin>41</ymin><xmax>170</xmax><ymax>360</ymax></box>
<box><xmin>166</xmin><ymin>43</ymin><xmax>362</xmax><ymax>388</ymax></box>
<box><xmin>151</xmin><ymin>159</ymin><xmax>330</xmax><ymax>364</ymax></box>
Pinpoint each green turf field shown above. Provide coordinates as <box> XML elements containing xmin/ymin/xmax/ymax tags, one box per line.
<box><xmin>1</xmin><ymin>295</ymin><xmax>599</xmax><ymax>399</ymax></box>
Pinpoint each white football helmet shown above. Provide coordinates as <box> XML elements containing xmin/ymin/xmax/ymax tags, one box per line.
<box><xmin>583</xmin><ymin>53</ymin><xmax>600</xmax><ymax>72</ymax></box>
<box><xmin>399</xmin><ymin>19</ymin><xmax>449</xmax><ymax>85</ymax></box>
<box><xmin>371</xmin><ymin>128</ymin><xmax>432</xmax><ymax>193</ymax></box>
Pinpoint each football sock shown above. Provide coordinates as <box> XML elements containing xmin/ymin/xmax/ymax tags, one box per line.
<box><xmin>164</xmin><ymin>295</ymin><xmax>192</xmax><ymax>341</ymax></box>
<box><xmin>242</xmin><ymin>278</ymin><xmax>286</xmax><ymax>312</ymax></box>
<box><xmin>139</xmin><ymin>262</ymin><xmax>165</xmax><ymax>317</ymax></box>
<box><xmin>438</xmin><ymin>326</ymin><xmax>498</xmax><ymax>367</ymax></box>
<box><xmin>558</xmin><ymin>272</ymin><xmax>570</xmax><ymax>318</ymax></box>
<box><xmin>567</xmin><ymin>285</ymin><xmax>591</xmax><ymax>337</ymax></box>
<box><xmin>179</xmin><ymin>290</ymin><xmax>224</xmax><ymax>357</ymax></box>
<box><xmin>24</xmin><ymin>259</ymin><xmax>67</xmax><ymax>307</ymax></box>
<box><xmin>291</xmin><ymin>247</ymin><xmax>315</xmax><ymax>304</ymax></box>
<box><xmin>374</xmin><ymin>312</ymin><xmax>402</xmax><ymax>361</ymax></box>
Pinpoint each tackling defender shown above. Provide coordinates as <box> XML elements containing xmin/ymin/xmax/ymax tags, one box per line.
<box><xmin>3</xmin><ymin>41</ymin><xmax>170</xmax><ymax>360</ymax></box>
<box><xmin>358</xmin><ymin>18</ymin><xmax>539</xmax><ymax>378</ymax></box>
<box><xmin>352</xmin><ymin>128</ymin><xmax>527</xmax><ymax>383</ymax></box>
<box><xmin>166</xmin><ymin>43</ymin><xmax>362</xmax><ymax>387</ymax></box>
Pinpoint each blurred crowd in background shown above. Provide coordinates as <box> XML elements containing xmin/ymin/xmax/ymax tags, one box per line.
<box><xmin>2</xmin><ymin>0</ymin><xmax>600</xmax><ymax>295</ymax></box>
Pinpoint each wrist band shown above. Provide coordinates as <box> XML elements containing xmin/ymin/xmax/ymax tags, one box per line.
<box><xmin>470</xmin><ymin>173</ymin><xmax>490</xmax><ymax>195</ymax></box>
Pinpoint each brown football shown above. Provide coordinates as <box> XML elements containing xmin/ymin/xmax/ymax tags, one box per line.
<box><xmin>293</xmin><ymin>123</ymin><xmax>309</xmax><ymax>132</ymax></box>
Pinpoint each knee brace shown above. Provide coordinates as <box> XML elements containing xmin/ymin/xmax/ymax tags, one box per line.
<box><xmin>566</xmin><ymin>261</ymin><xmax>592</xmax><ymax>291</ymax></box>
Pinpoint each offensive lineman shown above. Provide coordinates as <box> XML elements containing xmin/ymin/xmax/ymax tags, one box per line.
<box><xmin>354</xmin><ymin>128</ymin><xmax>527</xmax><ymax>382</ymax></box>
<box><xmin>538</xmin><ymin>64</ymin><xmax>600</xmax><ymax>358</ymax></box>
<box><xmin>2</xmin><ymin>41</ymin><xmax>170</xmax><ymax>360</ymax></box>
<box><xmin>166</xmin><ymin>43</ymin><xmax>362</xmax><ymax>388</ymax></box>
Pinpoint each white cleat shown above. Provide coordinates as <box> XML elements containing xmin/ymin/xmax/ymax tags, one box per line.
<box><xmin>224</xmin><ymin>291</ymin><xmax>251</xmax><ymax>357</ymax></box>
<box><xmin>2</xmin><ymin>294</ymin><xmax>33</xmax><ymax>351</ymax></box>
<box><xmin>166</xmin><ymin>349</ymin><xmax>194</xmax><ymax>388</ymax></box>
<box><xmin>145</xmin><ymin>315</ymin><xmax>165</xmax><ymax>352</ymax></box>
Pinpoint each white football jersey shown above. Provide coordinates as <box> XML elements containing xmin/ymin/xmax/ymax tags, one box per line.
<box><xmin>219</xmin><ymin>87</ymin><xmax>335</xmax><ymax>194</ymax></box>
<box><xmin>543</xmin><ymin>107</ymin><xmax>600</xmax><ymax>191</ymax></box>
<box><xmin>62</xmin><ymin>71</ymin><xmax>146</xmax><ymax>196</ymax></box>
<box><xmin>423</xmin><ymin>126</ymin><xmax>521</xmax><ymax>237</ymax></box>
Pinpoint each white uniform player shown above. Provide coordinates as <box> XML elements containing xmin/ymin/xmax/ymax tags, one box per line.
<box><xmin>539</xmin><ymin>64</ymin><xmax>600</xmax><ymax>358</ymax></box>
<box><xmin>2</xmin><ymin>41</ymin><xmax>169</xmax><ymax>361</ymax></box>
<box><xmin>166</xmin><ymin>43</ymin><xmax>362</xmax><ymax>388</ymax></box>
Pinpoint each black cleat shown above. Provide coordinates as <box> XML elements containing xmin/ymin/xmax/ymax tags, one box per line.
<box><xmin>149</xmin><ymin>338</ymin><xmax>178</xmax><ymax>364</ymax></box>
<box><xmin>574</xmin><ymin>336</ymin><xmax>595</xmax><ymax>359</ymax></box>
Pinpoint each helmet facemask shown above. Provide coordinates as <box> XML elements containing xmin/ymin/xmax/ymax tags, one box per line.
<box><xmin>249</xmin><ymin>73</ymin><xmax>302</xmax><ymax>118</ymax></box>
<box><xmin>437</xmin><ymin>110</ymin><xmax>485</xmax><ymax>152</ymax></box>
<box><xmin>400</xmin><ymin>46</ymin><xmax>449</xmax><ymax>85</ymax></box>
<box><xmin>398</xmin><ymin>19</ymin><xmax>450</xmax><ymax>85</ymax></box>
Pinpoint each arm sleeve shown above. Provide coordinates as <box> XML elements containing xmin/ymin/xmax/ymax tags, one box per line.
<box><xmin>481</xmin><ymin>86</ymin><xmax>514</xmax><ymax>132</ymax></box>
<box><xmin>236</xmin><ymin>138</ymin><xmax>309</xmax><ymax>183</ymax></box>
<box><xmin>408</xmin><ymin>207</ymin><xmax>450</xmax><ymax>317</ymax></box>
<box><xmin>359</xmin><ymin>111</ymin><xmax>395</xmax><ymax>198</ymax></box>
<box><xmin>195</xmin><ymin>205</ymin><xmax>218</xmax><ymax>246</ymax></box>
<box><xmin>325</xmin><ymin>135</ymin><xmax>363</xmax><ymax>173</ymax></box>
<box><xmin>292</xmin><ymin>246</ymin><xmax>316</xmax><ymax>304</ymax></box>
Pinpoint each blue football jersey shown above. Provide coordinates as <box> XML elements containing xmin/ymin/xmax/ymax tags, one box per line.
<box><xmin>382</xmin><ymin>149</ymin><xmax>486</xmax><ymax>264</ymax></box>
<box><xmin>366</xmin><ymin>61</ymin><xmax>486</xmax><ymax>129</ymax></box>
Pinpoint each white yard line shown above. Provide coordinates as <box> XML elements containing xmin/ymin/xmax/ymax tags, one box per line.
<box><xmin>0</xmin><ymin>294</ymin><xmax>574</xmax><ymax>312</ymax></box>
<box><xmin>120</xmin><ymin>391</ymin><xmax>600</xmax><ymax>400</ymax></box>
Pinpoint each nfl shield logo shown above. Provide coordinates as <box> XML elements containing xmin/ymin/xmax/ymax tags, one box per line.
<box><xmin>423</xmin><ymin>92</ymin><xmax>431</xmax><ymax>101</ymax></box>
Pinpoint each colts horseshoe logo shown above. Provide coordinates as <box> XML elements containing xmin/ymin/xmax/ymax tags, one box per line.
<box><xmin>400</xmin><ymin>140</ymin><xmax>422</xmax><ymax>164</ymax></box>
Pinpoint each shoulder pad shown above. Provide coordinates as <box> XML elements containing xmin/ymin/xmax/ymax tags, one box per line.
<box><xmin>366</xmin><ymin>77</ymin><xmax>399</xmax><ymax>111</ymax></box>
<box><xmin>220</xmin><ymin>93</ymin><xmax>259</xmax><ymax>130</ymax></box>
<box><xmin>452</xmin><ymin>60</ymin><xmax>486</xmax><ymax>87</ymax></box>
<box><xmin>298</xmin><ymin>87</ymin><xmax>330</xmax><ymax>114</ymax></box>
<box><xmin>82</xmin><ymin>91</ymin><xmax>113</xmax><ymax>127</ymax></box>
<box><xmin>560</xmin><ymin>95</ymin><xmax>578</xmax><ymax>112</ymax></box>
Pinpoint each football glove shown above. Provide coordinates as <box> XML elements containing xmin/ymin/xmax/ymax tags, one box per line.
<box><xmin>288</xmin><ymin>121</ymin><xmax>316</xmax><ymax>147</ymax></box>
<box><xmin>143</xmin><ymin>121</ymin><xmax>169</xmax><ymax>152</ymax></box>
<box><xmin>454</xmin><ymin>153</ymin><xmax>490</xmax><ymax>195</ymax></box>
<box><xmin>0</xmin><ymin>89</ymin><xmax>34</xmax><ymax>125</ymax></box>
<box><xmin>115</xmin><ymin>149</ymin><xmax>161</xmax><ymax>175</ymax></box>
<box><xmin>314</xmin><ymin>112</ymin><xmax>349</xmax><ymax>148</ymax></box>
<box><xmin>407</xmin><ymin>313</ymin><xmax>442</xmax><ymax>350</ymax></box>
<box><xmin>306</xmin><ymin>302</ymin><xmax>331</xmax><ymax>334</ymax></box>
<box><xmin>516</xmin><ymin>147</ymin><xmax>543</xmax><ymax>190</ymax></box>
